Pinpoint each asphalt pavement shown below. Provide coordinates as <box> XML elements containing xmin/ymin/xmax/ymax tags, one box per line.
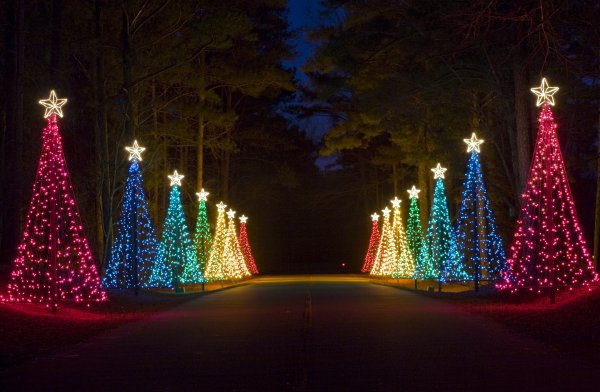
<box><xmin>1</xmin><ymin>275</ymin><xmax>597</xmax><ymax>391</ymax></box>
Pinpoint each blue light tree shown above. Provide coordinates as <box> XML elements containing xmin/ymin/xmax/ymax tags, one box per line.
<box><xmin>149</xmin><ymin>171</ymin><xmax>203</xmax><ymax>291</ymax></box>
<box><xmin>104</xmin><ymin>141</ymin><xmax>158</xmax><ymax>293</ymax></box>
<box><xmin>416</xmin><ymin>163</ymin><xmax>469</xmax><ymax>290</ymax></box>
<box><xmin>455</xmin><ymin>133</ymin><xmax>505</xmax><ymax>291</ymax></box>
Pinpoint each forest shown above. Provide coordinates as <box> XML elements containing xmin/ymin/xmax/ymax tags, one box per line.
<box><xmin>0</xmin><ymin>0</ymin><xmax>599</xmax><ymax>273</ymax></box>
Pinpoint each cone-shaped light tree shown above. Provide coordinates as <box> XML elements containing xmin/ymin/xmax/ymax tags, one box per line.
<box><xmin>370</xmin><ymin>207</ymin><xmax>398</xmax><ymax>276</ymax></box>
<box><xmin>104</xmin><ymin>141</ymin><xmax>159</xmax><ymax>291</ymax></box>
<box><xmin>194</xmin><ymin>188</ymin><xmax>212</xmax><ymax>273</ymax></box>
<box><xmin>455</xmin><ymin>133</ymin><xmax>505</xmax><ymax>290</ymax></box>
<box><xmin>4</xmin><ymin>91</ymin><xmax>106</xmax><ymax>311</ymax></box>
<box><xmin>390</xmin><ymin>197</ymin><xmax>415</xmax><ymax>278</ymax></box>
<box><xmin>498</xmin><ymin>78</ymin><xmax>598</xmax><ymax>299</ymax></box>
<box><xmin>149</xmin><ymin>171</ymin><xmax>203</xmax><ymax>291</ymax></box>
<box><xmin>222</xmin><ymin>209</ymin><xmax>250</xmax><ymax>279</ymax></box>
<box><xmin>239</xmin><ymin>215</ymin><xmax>259</xmax><ymax>274</ymax></box>
<box><xmin>361</xmin><ymin>213</ymin><xmax>381</xmax><ymax>273</ymax></box>
<box><xmin>416</xmin><ymin>164</ymin><xmax>468</xmax><ymax>287</ymax></box>
<box><xmin>406</xmin><ymin>186</ymin><xmax>425</xmax><ymax>263</ymax></box>
<box><xmin>204</xmin><ymin>202</ymin><xmax>228</xmax><ymax>281</ymax></box>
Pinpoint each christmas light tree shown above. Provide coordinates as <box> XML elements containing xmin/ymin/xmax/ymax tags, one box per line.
<box><xmin>370</xmin><ymin>207</ymin><xmax>398</xmax><ymax>277</ymax></box>
<box><xmin>194</xmin><ymin>188</ymin><xmax>212</xmax><ymax>273</ymax></box>
<box><xmin>149</xmin><ymin>171</ymin><xmax>203</xmax><ymax>291</ymax></box>
<box><xmin>498</xmin><ymin>78</ymin><xmax>598</xmax><ymax>299</ymax></box>
<box><xmin>204</xmin><ymin>202</ymin><xmax>228</xmax><ymax>282</ymax></box>
<box><xmin>104</xmin><ymin>141</ymin><xmax>159</xmax><ymax>292</ymax></box>
<box><xmin>390</xmin><ymin>197</ymin><xmax>415</xmax><ymax>278</ymax></box>
<box><xmin>361</xmin><ymin>213</ymin><xmax>380</xmax><ymax>273</ymax></box>
<box><xmin>455</xmin><ymin>133</ymin><xmax>505</xmax><ymax>290</ymax></box>
<box><xmin>239</xmin><ymin>215</ymin><xmax>259</xmax><ymax>274</ymax></box>
<box><xmin>406</xmin><ymin>186</ymin><xmax>425</xmax><ymax>263</ymax></box>
<box><xmin>416</xmin><ymin>164</ymin><xmax>468</xmax><ymax>287</ymax></box>
<box><xmin>4</xmin><ymin>91</ymin><xmax>106</xmax><ymax>312</ymax></box>
<box><xmin>221</xmin><ymin>209</ymin><xmax>250</xmax><ymax>279</ymax></box>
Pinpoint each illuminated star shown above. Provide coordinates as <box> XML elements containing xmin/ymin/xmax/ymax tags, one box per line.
<box><xmin>240</xmin><ymin>215</ymin><xmax>248</xmax><ymax>224</ymax></box>
<box><xmin>227</xmin><ymin>209</ymin><xmax>236</xmax><ymax>219</ymax></box>
<box><xmin>216</xmin><ymin>202</ymin><xmax>227</xmax><ymax>211</ymax></box>
<box><xmin>530</xmin><ymin>78</ymin><xmax>559</xmax><ymax>107</ymax></box>
<box><xmin>125</xmin><ymin>140</ymin><xmax>145</xmax><ymax>161</ymax></box>
<box><xmin>431</xmin><ymin>163</ymin><xmax>447</xmax><ymax>179</ymax></box>
<box><xmin>168</xmin><ymin>170</ymin><xmax>184</xmax><ymax>186</ymax></box>
<box><xmin>390</xmin><ymin>197</ymin><xmax>402</xmax><ymax>208</ymax></box>
<box><xmin>463</xmin><ymin>133</ymin><xmax>484</xmax><ymax>153</ymax></box>
<box><xmin>371</xmin><ymin>213</ymin><xmax>379</xmax><ymax>221</ymax></box>
<box><xmin>407</xmin><ymin>186</ymin><xmax>421</xmax><ymax>199</ymax></box>
<box><xmin>196</xmin><ymin>188</ymin><xmax>209</xmax><ymax>202</ymax></box>
<box><xmin>39</xmin><ymin>90</ymin><xmax>68</xmax><ymax>118</ymax></box>
<box><xmin>382</xmin><ymin>207</ymin><xmax>391</xmax><ymax>217</ymax></box>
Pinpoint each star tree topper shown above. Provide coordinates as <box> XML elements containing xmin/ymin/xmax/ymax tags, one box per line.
<box><xmin>125</xmin><ymin>140</ymin><xmax>145</xmax><ymax>161</ymax></box>
<box><xmin>382</xmin><ymin>207</ymin><xmax>391</xmax><ymax>217</ymax></box>
<box><xmin>530</xmin><ymin>78</ymin><xmax>559</xmax><ymax>107</ymax></box>
<box><xmin>216</xmin><ymin>202</ymin><xmax>227</xmax><ymax>211</ymax></box>
<box><xmin>240</xmin><ymin>215</ymin><xmax>248</xmax><ymax>224</ymax></box>
<box><xmin>227</xmin><ymin>209</ymin><xmax>236</xmax><ymax>219</ymax></box>
<box><xmin>464</xmin><ymin>133</ymin><xmax>484</xmax><ymax>153</ymax></box>
<box><xmin>371</xmin><ymin>213</ymin><xmax>380</xmax><ymax>221</ymax></box>
<box><xmin>390</xmin><ymin>197</ymin><xmax>402</xmax><ymax>208</ymax></box>
<box><xmin>196</xmin><ymin>188</ymin><xmax>209</xmax><ymax>202</ymax></box>
<box><xmin>407</xmin><ymin>186</ymin><xmax>420</xmax><ymax>199</ymax></box>
<box><xmin>39</xmin><ymin>90</ymin><xmax>68</xmax><ymax>118</ymax></box>
<box><xmin>168</xmin><ymin>170</ymin><xmax>184</xmax><ymax>186</ymax></box>
<box><xmin>431</xmin><ymin>163</ymin><xmax>447</xmax><ymax>179</ymax></box>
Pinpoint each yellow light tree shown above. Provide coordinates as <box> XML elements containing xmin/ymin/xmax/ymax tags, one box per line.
<box><xmin>221</xmin><ymin>209</ymin><xmax>250</xmax><ymax>279</ymax></box>
<box><xmin>390</xmin><ymin>197</ymin><xmax>415</xmax><ymax>278</ymax></box>
<box><xmin>204</xmin><ymin>202</ymin><xmax>228</xmax><ymax>281</ymax></box>
<box><xmin>370</xmin><ymin>207</ymin><xmax>398</xmax><ymax>276</ymax></box>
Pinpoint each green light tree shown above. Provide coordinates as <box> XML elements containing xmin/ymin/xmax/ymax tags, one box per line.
<box><xmin>194</xmin><ymin>188</ymin><xmax>212</xmax><ymax>273</ymax></box>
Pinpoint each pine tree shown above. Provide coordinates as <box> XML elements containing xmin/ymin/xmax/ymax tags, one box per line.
<box><xmin>204</xmin><ymin>202</ymin><xmax>228</xmax><ymax>282</ymax></box>
<box><xmin>416</xmin><ymin>164</ymin><xmax>468</xmax><ymax>286</ymax></box>
<box><xmin>498</xmin><ymin>79</ymin><xmax>598</xmax><ymax>299</ymax></box>
<box><xmin>370</xmin><ymin>207</ymin><xmax>398</xmax><ymax>277</ymax></box>
<box><xmin>239</xmin><ymin>215</ymin><xmax>259</xmax><ymax>274</ymax></box>
<box><xmin>149</xmin><ymin>171</ymin><xmax>202</xmax><ymax>291</ymax></box>
<box><xmin>456</xmin><ymin>133</ymin><xmax>505</xmax><ymax>290</ymax></box>
<box><xmin>361</xmin><ymin>213</ymin><xmax>380</xmax><ymax>273</ymax></box>
<box><xmin>4</xmin><ymin>91</ymin><xmax>106</xmax><ymax>311</ymax></box>
<box><xmin>104</xmin><ymin>141</ymin><xmax>159</xmax><ymax>291</ymax></box>
<box><xmin>194</xmin><ymin>188</ymin><xmax>212</xmax><ymax>273</ymax></box>
<box><xmin>406</xmin><ymin>186</ymin><xmax>425</xmax><ymax>263</ymax></box>
<box><xmin>390</xmin><ymin>197</ymin><xmax>415</xmax><ymax>278</ymax></box>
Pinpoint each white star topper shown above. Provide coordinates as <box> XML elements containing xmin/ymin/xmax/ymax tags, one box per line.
<box><xmin>407</xmin><ymin>186</ymin><xmax>420</xmax><ymax>199</ymax></box>
<box><xmin>227</xmin><ymin>209</ymin><xmax>236</xmax><ymax>219</ymax></box>
<box><xmin>382</xmin><ymin>207</ymin><xmax>391</xmax><ymax>217</ymax></box>
<box><xmin>530</xmin><ymin>78</ymin><xmax>559</xmax><ymax>107</ymax></box>
<box><xmin>464</xmin><ymin>133</ymin><xmax>484</xmax><ymax>153</ymax></box>
<box><xmin>216</xmin><ymin>202</ymin><xmax>227</xmax><ymax>211</ymax></box>
<box><xmin>240</xmin><ymin>215</ymin><xmax>248</xmax><ymax>224</ymax></box>
<box><xmin>125</xmin><ymin>140</ymin><xmax>145</xmax><ymax>161</ymax></box>
<box><xmin>196</xmin><ymin>188</ymin><xmax>209</xmax><ymax>202</ymax></box>
<box><xmin>39</xmin><ymin>90</ymin><xmax>68</xmax><ymax>118</ymax></box>
<box><xmin>390</xmin><ymin>197</ymin><xmax>401</xmax><ymax>208</ymax></box>
<box><xmin>168</xmin><ymin>170</ymin><xmax>184</xmax><ymax>186</ymax></box>
<box><xmin>371</xmin><ymin>213</ymin><xmax>379</xmax><ymax>221</ymax></box>
<box><xmin>431</xmin><ymin>163</ymin><xmax>447</xmax><ymax>179</ymax></box>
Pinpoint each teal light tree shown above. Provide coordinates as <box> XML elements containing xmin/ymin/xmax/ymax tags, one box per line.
<box><xmin>194</xmin><ymin>188</ymin><xmax>212</xmax><ymax>274</ymax></box>
<box><xmin>416</xmin><ymin>164</ymin><xmax>468</xmax><ymax>290</ymax></box>
<box><xmin>406</xmin><ymin>186</ymin><xmax>425</xmax><ymax>287</ymax></box>
<box><xmin>149</xmin><ymin>171</ymin><xmax>203</xmax><ymax>291</ymax></box>
<box><xmin>104</xmin><ymin>141</ymin><xmax>159</xmax><ymax>293</ymax></box>
<box><xmin>455</xmin><ymin>133</ymin><xmax>505</xmax><ymax>291</ymax></box>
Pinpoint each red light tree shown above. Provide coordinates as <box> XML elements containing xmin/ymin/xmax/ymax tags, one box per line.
<box><xmin>498</xmin><ymin>79</ymin><xmax>598</xmax><ymax>299</ymax></box>
<box><xmin>361</xmin><ymin>213</ymin><xmax>381</xmax><ymax>273</ymax></box>
<box><xmin>238</xmin><ymin>215</ymin><xmax>259</xmax><ymax>274</ymax></box>
<box><xmin>4</xmin><ymin>91</ymin><xmax>107</xmax><ymax>312</ymax></box>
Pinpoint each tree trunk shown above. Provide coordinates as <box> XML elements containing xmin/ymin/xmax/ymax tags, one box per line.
<box><xmin>417</xmin><ymin>161</ymin><xmax>428</xmax><ymax>231</ymax></box>
<box><xmin>512</xmin><ymin>58</ymin><xmax>531</xmax><ymax>195</ymax></box>
<box><xmin>594</xmin><ymin>102</ymin><xmax>600</xmax><ymax>270</ymax></box>
<box><xmin>392</xmin><ymin>162</ymin><xmax>398</xmax><ymax>196</ymax></box>
<box><xmin>197</xmin><ymin>52</ymin><xmax>206</xmax><ymax>191</ymax></box>
<box><xmin>122</xmin><ymin>9</ymin><xmax>135</xmax><ymax>140</ymax></box>
<box><xmin>221</xmin><ymin>88</ymin><xmax>233</xmax><ymax>201</ymax></box>
<box><xmin>50</xmin><ymin>0</ymin><xmax>63</xmax><ymax>80</ymax></box>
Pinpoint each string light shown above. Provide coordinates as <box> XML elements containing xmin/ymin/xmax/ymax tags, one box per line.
<box><xmin>3</xmin><ymin>93</ymin><xmax>106</xmax><ymax>311</ymax></box>
<box><xmin>125</xmin><ymin>140</ymin><xmax>145</xmax><ymax>162</ymax></box>
<box><xmin>391</xmin><ymin>197</ymin><xmax>415</xmax><ymax>279</ymax></box>
<box><xmin>370</xmin><ymin>207</ymin><xmax>399</xmax><ymax>277</ymax></box>
<box><xmin>361</xmin><ymin>213</ymin><xmax>381</xmax><ymax>273</ymax></box>
<box><xmin>149</xmin><ymin>174</ymin><xmax>202</xmax><ymax>290</ymax></box>
<box><xmin>498</xmin><ymin>79</ymin><xmax>598</xmax><ymax>295</ymax></box>
<box><xmin>239</xmin><ymin>215</ymin><xmax>259</xmax><ymax>274</ymax></box>
<box><xmin>194</xmin><ymin>189</ymin><xmax>212</xmax><ymax>274</ymax></box>
<box><xmin>104</xmin><ymin>147</ymin><xmax>159</xmax><ymax>289</ymax></box>
<box><xmin>455</xmin><ymin>134</ymin><xmax>505</xmax><ymax>289</ymax></box>
<box><xmin>530</xmin><ymin>78</ymin><xmax>559</xmax><ymax>107</ymax></box>
<box><xmin>219</xmin><ymin>209</ymin><xmax>250</xmax><ymax>279</ymax></box>
<box><xmin>406</xmin><ymin>186</ymin><xmax>425</xmax><ymax>267</ymax></box>
<box><xmin>204</xmin><ymin>202</ymin><xmax>228</xmax><ymax>281</ymax></box>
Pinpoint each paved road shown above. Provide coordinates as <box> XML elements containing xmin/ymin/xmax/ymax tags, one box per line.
<box><xmin>1</xmin><ymin>276</ymin><xmax>597</xmax><ymax>391</ymax></box>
